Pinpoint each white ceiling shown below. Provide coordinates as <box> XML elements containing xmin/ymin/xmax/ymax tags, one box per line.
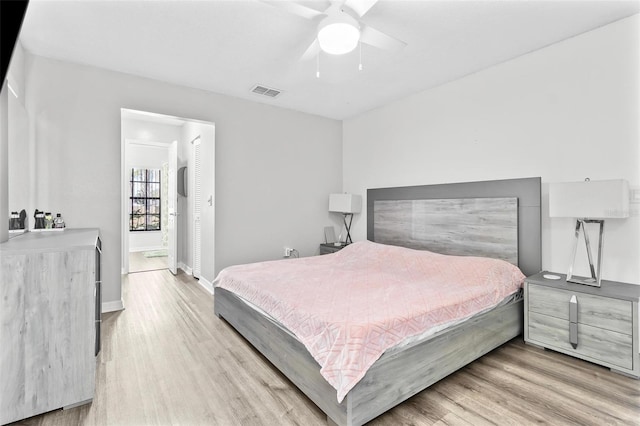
<box><xmin>18</xmin><ymin>0</ymin><xmax>640</xmax><ymax>120</ymax></box>
<box><xmin>122</xmin><ymin>108</ymin><xmax>190</xmax><ymax>127</ymax></box>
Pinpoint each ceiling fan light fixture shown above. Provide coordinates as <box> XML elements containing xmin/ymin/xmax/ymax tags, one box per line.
<box><xmin>317</xmin><ymin>13</ymin><xmax>360</xmax><ymax>55</ymax></box>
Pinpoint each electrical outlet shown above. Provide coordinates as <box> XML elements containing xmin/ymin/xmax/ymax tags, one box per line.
<box><xmin>284</xmin><ymin>247</ymin><xmax>292</xmax><ymax>257</ymax></box>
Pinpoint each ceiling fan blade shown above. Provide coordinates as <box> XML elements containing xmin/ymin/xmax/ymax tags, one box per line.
<box><xmin>344</xmin><ymin>0</ymin><xmax>378</xmax><ymax>17</ymax></box>
<box><xmin>301</xmin><ymin>39</ymin><xmax>321</xmax><ymax>61</ymax></box>
<box><xmin>360</xmin><ymin>24</ymin><xmax>407</xmax><ymax>51</ymax></box>
<box><xmin>261</xmin><ymin>1</ymin><xmax>325</xmax><ymax>20</ymax></box>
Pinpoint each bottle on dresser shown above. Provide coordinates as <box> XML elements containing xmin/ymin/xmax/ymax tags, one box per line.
<box><xmin>44</xmin><ymin>212</ymin><xmax>53</xmax><ymax>229</ymax></box>
<box><xmin>54</xmin><ymin>213</ymin><xmax>65</xmax><ymax>229</ymax></box>
<box><xmin>34</xmin><ymin>209</ymin><xmax>45</xmax><ymax>229</ymax></box>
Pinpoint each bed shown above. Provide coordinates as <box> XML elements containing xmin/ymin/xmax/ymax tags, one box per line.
<box><xmin>214</xmin><ymin>177</ymin><xmax>541</xmax><ymax>426</ymax></box>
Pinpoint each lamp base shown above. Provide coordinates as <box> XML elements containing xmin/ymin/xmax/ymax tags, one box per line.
<box><xmin>343</xmin><ymin>213</ymin><xmax>354</xmax><ymax>245</ymax></box>
<box><xmin>566</xmin><ymin>275</ymin><xmax>601</xmax><ymax>287</ymax></box>
<box><xmin>566</xmin><ymin>219</ymin><xmax>604</xmax><ymax>288</ymax></box>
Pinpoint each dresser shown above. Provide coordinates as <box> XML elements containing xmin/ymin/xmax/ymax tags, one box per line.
<box><xmin>524</xmin><ymin>271</ymin><xmax>639</xmax><ymax>378</ymax></box>
<box><xmin>0</xmin><ymin>229</ymin><xmax>101</xmax><ymax>425</ymax></box>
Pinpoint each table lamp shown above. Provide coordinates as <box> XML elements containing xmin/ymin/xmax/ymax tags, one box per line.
<box><xmin>329</xmin><ymin>193</ymin><xmax>362</xmax><ymax>244</ymax></box>
<box><xmin>549</xmin><ymin>178</ymin><xmax>629</xmax><ymax>287</ymax></box>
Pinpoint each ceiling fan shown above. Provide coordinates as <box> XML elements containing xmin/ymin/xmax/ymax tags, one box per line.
<box><xmin>263</xmin><ymin>0</ymin><xmax>407</xmax><ymax>60</ymax></box>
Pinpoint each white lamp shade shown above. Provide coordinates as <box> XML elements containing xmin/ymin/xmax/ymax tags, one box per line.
<box><xmin>549</xmin><ymin>179</ymin><xmax>629</xmax><ymax>219</ymax></box>
<box><xmin>329</xmin><ymin>193</ymin><xmax>362</xmax><ymax>214</ymax></box>
<box><xmin>317</xmin><ymin>13</ymin><xmax>360</xmax><ymax>55</ymax></box>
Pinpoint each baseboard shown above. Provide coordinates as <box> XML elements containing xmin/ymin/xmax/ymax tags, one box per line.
<box><xmin>176</xmin><ymin>262</ymin><xmax>211</xmax><ymax>294</ymax></box>
<box><xmin>178</xmin><ymin>262</ymin><xmax>192</xmax><ymax>275</ymax></box>
<box><xmin>198</xmin><ymin>276</ymin><xmax>214</xmax><ymax>295</ymax></box>
<box><xmin>102</xmin><ymin>299</ymin><xmax>125</xmax><ymax>313</ymax></box>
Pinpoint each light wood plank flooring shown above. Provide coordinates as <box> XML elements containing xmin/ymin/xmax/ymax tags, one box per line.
<box><xmin>11</xmin><ymin>269</ymin><xmax>640</xmax><ymax>425</ymax></box>
<box><xmin>128</xmin><ymin>251</ymin><xmax>168</xmax><ymax>273</ymax></box>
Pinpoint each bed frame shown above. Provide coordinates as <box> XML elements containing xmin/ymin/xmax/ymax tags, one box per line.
<box><xmin>215</xmin><ymin>177</ymin><xmax>541</xmax><ymax>426</ymax></box>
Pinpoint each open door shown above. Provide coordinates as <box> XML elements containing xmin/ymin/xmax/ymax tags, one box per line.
<box><xmin>167</xmin><ymin>140</ymin><xmax>178</xmax><ymax>275</ymax></box>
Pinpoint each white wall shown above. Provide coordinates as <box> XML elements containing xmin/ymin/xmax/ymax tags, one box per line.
<box><xmin>8</xmin><ymin>94</ymin><xmax>29</xmax><ymax>215</ymax></box>
<box><xmin>5</xmin><ymin>41</ymin><xmax>26</xmax><ymax>99</ymax></box>
<box><xmin>22</xmin><ymin>52</ymin><xmax>343</xmax><ymax>308</ymax></box>
<box><xmin>344</xmin><ymin>15</ymin><xmax>640</xmax><ymax>284</ymax></box>
<box><xmin>122</xmin><ymin>117</ymin><xmax>182</xmax><ymax>145</ymax></box>
<box><xmin>126</xmin><ymin>144</ymin><xmax>170</xmax><ymax>170</ymax></box>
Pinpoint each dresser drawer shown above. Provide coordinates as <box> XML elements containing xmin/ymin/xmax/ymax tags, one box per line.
<box><xmin>528</xmin><ymin>312</ymin><xmax>633</xmax><ymax>370</ymax></box>
<box><xmin>528</xmin><ymin>284</ymin><xmax>632</xmax><ymax>335</ymax></box>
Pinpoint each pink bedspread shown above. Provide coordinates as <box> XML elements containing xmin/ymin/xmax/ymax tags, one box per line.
<box><xmin>214</xmin><ymin>241</ymin><xmax>525</xmax><ymax>402</ymax></box>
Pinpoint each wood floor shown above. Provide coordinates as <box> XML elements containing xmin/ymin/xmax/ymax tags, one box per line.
<box><xmin>11</xmin><ymin>269</ymin><xmax>640</xmax><ymax>426</ymax></box>
<box><xmin>128</xmin><ymin>251</ymin><xmax>168</xmax><ymax>273</ymax></box>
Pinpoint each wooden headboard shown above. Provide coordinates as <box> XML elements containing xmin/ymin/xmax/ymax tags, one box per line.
<box><xmin>367</xmin><ymin>177</ymin><xmax>541</xmax><ymax>276</ymax></box>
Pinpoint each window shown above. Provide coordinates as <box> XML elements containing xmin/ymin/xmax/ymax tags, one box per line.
<box><xmin>129</xmin><ymin>168</ymin><xmax>161</xmax><ymax>231</ymax></box>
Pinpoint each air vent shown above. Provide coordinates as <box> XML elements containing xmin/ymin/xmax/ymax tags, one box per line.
<box><xmin>251</xmin><ymin>84</ymin><xmax>282</xmax><ymax>98</ymax></box>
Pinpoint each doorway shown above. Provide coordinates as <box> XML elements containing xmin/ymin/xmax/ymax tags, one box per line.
<box><xmin>127</xmin><ymin>153</ymin><xmax>169</xmax><ymax>273</ymax></box>
<box><xmin>120</xmin><ymin>109</ymin><xmax>215</xmax><ymax>286</ymax></box>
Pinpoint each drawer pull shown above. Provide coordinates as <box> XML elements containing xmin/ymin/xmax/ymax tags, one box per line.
<box><xmin>569</xmin><ymin>295</ymin><xmax>578</xmax><ymax>349</ymax></box>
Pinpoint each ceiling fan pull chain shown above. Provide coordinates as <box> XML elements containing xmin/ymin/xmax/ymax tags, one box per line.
<box><xmin>359</xmin><ymin>41</ymin><xmax>363</xmax><ymax>71</ymax></box>
<box><xmin>316</xmin><ymin>53</ymin><xmax>321</xmax><ymax>78</ymax></box>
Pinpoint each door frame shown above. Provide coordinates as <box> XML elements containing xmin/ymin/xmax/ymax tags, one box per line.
<box><xmin>120</xmin><ymin>108</ymin><xmax>216</xmax><ymax>294</ymax></box>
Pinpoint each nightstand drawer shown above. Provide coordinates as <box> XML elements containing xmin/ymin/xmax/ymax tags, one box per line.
<box><xmin>528</xmin><ymin>284</ymin><xmax>632</xmax><ymax>335</ymax></box>
<box><xmin>528</xmin><ymin>312</ymin><xmax>633</xmax><ymax>370</ymax></box>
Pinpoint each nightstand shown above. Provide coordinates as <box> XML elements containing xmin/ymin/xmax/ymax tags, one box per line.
<box><xmin>319</xmin><ymin>243</ymin><xmax>347</xmax><ymax>255</ymax></box>
<box><xmin>524</xmin><ymin>271</ymin><xmax>639</xmax><ymax>378</ymax></box>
